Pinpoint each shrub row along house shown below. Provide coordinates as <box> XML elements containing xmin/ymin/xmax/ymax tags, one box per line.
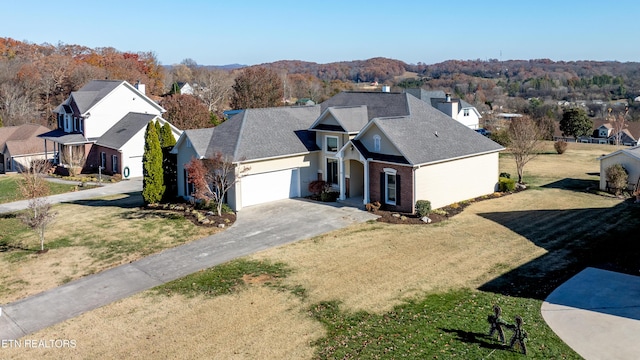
<box><xmin>173</xmin><ymin>91</ymin><xmax>504</xmax><ymax>213</ymax></box>
<box><xmin>39</xmin><ymin>80</ymin><xmax>181</xmax><ymax>178</ymax></box>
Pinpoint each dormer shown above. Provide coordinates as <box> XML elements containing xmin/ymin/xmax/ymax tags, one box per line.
<box><xmin>598</xmin><ymin>124</ymin><xmax>612</xmax><ymax>138</ymax></box>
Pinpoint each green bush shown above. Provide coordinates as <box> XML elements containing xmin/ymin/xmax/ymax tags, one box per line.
<box><xmin>320</xmin><ymin>191</ymin><xmax>339</xmax><ymax>202</ymax></box>
<box><xmin>498</xmin><ymin>177</ymin><xmax>516</xmax><ymax>192</ymax></box>
<box><xmin>415</xmin><ymin>200</ymin><xmax>432</xmax><ymax>217</ymax></box>
<box><xmin>499</xmin><ymin>172</ymin><xmax>511</xmax><ymax>179</ymax></box>
<box><xmin>489</xmin><ymin>129</ymin><xmax>511</xmax><ymax>146</ymax></box>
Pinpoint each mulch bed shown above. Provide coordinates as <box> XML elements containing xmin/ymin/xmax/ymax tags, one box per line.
<box><xmin>146</xmin><ymin>203</ymin><xmax>236</xmax><ymax>228</ymax></box>
<box><xmin>373</xmin><ymin>191</ymin><xmax>513</xmax><ymax>225</ymax></box>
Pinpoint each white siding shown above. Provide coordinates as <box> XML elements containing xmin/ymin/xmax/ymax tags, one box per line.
<box><xmin>240</xmin><ymin>168</ymin><xmax>300</xmax><ymax>208</ymax></box>
<box><xmin>83</xmin><ymin>84</ymin><xmax>163</xmax><ymax>139</ymax></box>
<box><xmin>600</xmin><ymin>153</ymin><xmax>640</xmax><ymax>191</ymax></box>
<box><xmin>414</xmin><ymin>153</ymin><xmax>499</xmax><ymax>209</ymax></box>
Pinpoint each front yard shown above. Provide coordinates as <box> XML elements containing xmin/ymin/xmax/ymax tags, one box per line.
<box><xmin>2</xmin><ymin>142</ymin><xmax>639</xmax><ymax>359</ymax></box>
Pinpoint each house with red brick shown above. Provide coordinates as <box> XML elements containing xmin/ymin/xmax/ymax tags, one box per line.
<box><xmin>173</xmin><ymin>91</ymin><xmax>504</xmax><ymax>213</ymax></box>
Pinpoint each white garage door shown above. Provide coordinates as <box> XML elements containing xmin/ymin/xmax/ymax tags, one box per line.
<box><xmin>241</xmin><ymin>168</ymin><xmax>299</xmax><ymax>207</ymax></box>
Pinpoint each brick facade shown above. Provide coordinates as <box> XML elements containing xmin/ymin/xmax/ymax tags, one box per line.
<box><xmin>369</xmin><ymin>162</ymin><xmax>414</xmax><ymax>213</ymax></box>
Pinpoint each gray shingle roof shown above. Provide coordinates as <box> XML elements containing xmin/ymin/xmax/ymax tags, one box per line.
<box><xmin>71</xmin><ymin>80</ymin><xmax>124</xmax><ymax>113</ymax></box>
<box><xmin>364</xmin><ymin>94</ymin><xmax>503</xmax><ymax>165</ymax></box>
<box><xmin>205</xmin><ymin>106</ymin><xmax>321</xmax><ymax>162</ymax></box>
<box><xmin>182</xmin><ymin>128</ymin><xmax>215</xmax><ymax>158</ymax></box>
<box><xmin>38</xmin><ymin>129</ymin><xmax>88</xmax><ymax>145</ymax></box>
<box><xmin>95</xmin><ymin>113</ymin><xmax>157</xmax><ymax>150</ymax></box>
<box><xmin>1</xmin><ymin>124</ymin><xmax>51</xmax><ymax>156</ymax></box>
<box><xmin>326</xmin><ymin>106</ymin><xmax>369</xmax><ymax>133</ymax></box>
<box><xmin>321</xmin><ymin>92</ymin><xmax>410</xmax><ymax>120</ymax></box>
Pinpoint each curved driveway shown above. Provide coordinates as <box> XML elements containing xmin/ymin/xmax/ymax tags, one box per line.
<box><xmin>0</xmin><ymin>194</ymin><xmax>377</xmax><ymax>340</ymax></box>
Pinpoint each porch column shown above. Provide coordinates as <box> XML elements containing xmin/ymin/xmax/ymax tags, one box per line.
<box><xmin>363</xmin><ymin>158</ymin><xmax>370</xmax><ymax>204</ymax></box>
<box><xmin>338</xmin><ymin>157</ymin><xmax>346</xmax><ymax>200</ymax></box>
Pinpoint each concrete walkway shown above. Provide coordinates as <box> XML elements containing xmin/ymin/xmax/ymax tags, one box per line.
<box><xmin>0</xmin><ymin>198</ymin><xmax>378</xmax><ymax>340</ymax></box>
<box><xmin>0</xmin><ymin>177</ymin><xmax>143</xmax><ymax>214</ymax></box>
<box><xmin>541</xmin><ymin>267</ymin><xmax>640</xmax><ymax>360</ymax></box>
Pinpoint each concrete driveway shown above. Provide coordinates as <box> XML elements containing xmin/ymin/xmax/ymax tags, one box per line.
<box><xmin>0</xmin><ymin>198</ymin><xmax>378</xmax><ymax>340</ymax></box>
<box><xmin>541</xmin><ymin>267</ymin><xmax>640</xmax><ymax>360</ymax></box>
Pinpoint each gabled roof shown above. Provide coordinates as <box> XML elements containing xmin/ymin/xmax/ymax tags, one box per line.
<box><xmin>95</xmin><ymin>113</ymin><xmax>158</xmax><ymax>150</ymax></box>
<box><xmin>173</xmin><ymin>128</ymin><xmax>215</xmax><ymax>158</ymax></box>
<box><xmin>354</xmin><ymin>94</ymin><xmax>503</xmax><ymax>166</ymax></box>
<box><xmin>203</xmin><ymin>105</ymin><xmax>321</xmax><ymax>162</ymax></box>
<box><xmin>0</xmin><ymin>124</ymin><xmax>51</xmax><ymax>156</ymax></box>
<box><xmin>67</xmin><ymin>80</ymin><xmax>165</xmax><ymax>115</ymax></box>
<box><xmin>321</xmin><ymin>92</ymin><xmax>410</xmax><ymax>120</ymax></box>
<box><xmin>311</xmin><ymin>105</ymin><xmax>369</xmax><ymax>134</ymax></box>
<box><xmin>599</xmin><ymin>145</ymin><xmax>640</xmax><ymax>161</ymax></box>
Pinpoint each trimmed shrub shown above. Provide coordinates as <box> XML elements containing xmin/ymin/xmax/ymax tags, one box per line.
<box><xmin>308</xmin><ymin>180</ymin><xmax>326</xmax><ymax>195</ymax></box>
<box><xmin>320</xmin><ymin>191</ymin><xmax>339</xmax><ymax>202</ymax></box>
<box><xmin>605</xmin><ymin>164</ymin><xmax>628</xmax><ymax>195</ymax></box>
<box><xmin>499</xmin><ymin>172</ymin><xmax>511</xmax><ymax>179</ymax></box>
<box><xmin>498</xmin><ymin>176</ymin><xmax>516</xmax><ymax>192</ymax></box>
<box><xmin>554</xmin><ymin>140</ymin><xmax>568</xmax><ymax>154</ymax></box>
<box><xmin>416</xmin><ymin>200</ymin><xmax>432</xmax><ymax>217</ymax></box>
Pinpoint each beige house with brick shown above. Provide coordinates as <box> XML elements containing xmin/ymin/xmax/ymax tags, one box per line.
<box><xmin>173</xmin><ymin>91</ymin><xmax>504</xmax><ymax>213</ymax></box>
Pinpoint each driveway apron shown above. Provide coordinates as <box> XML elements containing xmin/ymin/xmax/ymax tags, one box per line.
<box><xmin>0</xmin><ymin>198</ymin><xmax>377</xmax><ymax>340</ymax></box>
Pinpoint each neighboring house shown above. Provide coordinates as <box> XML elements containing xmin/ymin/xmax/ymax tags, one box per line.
<box><xmin>39</xmin><ymin>80</ymin><xmax>181</xmax><ymax>178</ymax></box>
<box><xmin>554</xmin><ymin>120</ymin><xmax>639</xmax><ymax>146</ymax></box>
<box><xmin>173</xmin><ymin>82</ymin><xmax>194</xmax><ymax>95</ymax></box>
<box><xmin>404</xmin><ymin>89</ymin><xmax>482</xmax><ymax>129</ymax></box>
<box><xmin>173</xmin><ymin>91</ymin><xmax>504</xmax><ymax>213</ymax></box>
<box><xmin>0</xmin><ymin>124</ymin><xmax>52</xmax><ymax>173</ymax></box>
<box><xmin>599</xmin><ymin>146</ymin><xmax>640</xmax><ymax>192</ymax></box>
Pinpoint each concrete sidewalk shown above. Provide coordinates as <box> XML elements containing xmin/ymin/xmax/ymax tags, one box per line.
<box><xmin>0</xmin><ymin>177</ymin><xmax>142</xmax><ymax>214</ymax></box>
<box><xmin>541</xmin><ymin>267</ymin><xmax>640</xmax><ymax>360</ymax></box>
<box><xmin>0</xmin><ymin>198</ymin><xmax>378</xmax><ymax>340</ymax></box>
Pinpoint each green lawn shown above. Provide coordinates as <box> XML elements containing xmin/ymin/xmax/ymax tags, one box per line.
<box><xmin>0</xmin><ymin>175</ymin><xmax>77</xmax><ymax>204</ymax></box>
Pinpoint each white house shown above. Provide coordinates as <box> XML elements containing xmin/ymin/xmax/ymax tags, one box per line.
<box><xmin>173</xmin><ymin>91</ymin><xmax>504</xmax><ymax>213</ymax></box>
<box><xmin>404</xmin><ymin>89</ymin><xmax>482</xmax><ymax>129</ymax></box>
<box><xmin>39</xmin><ymin>80</ymin><xmax>181</xmax><ymax>178</ymax></box>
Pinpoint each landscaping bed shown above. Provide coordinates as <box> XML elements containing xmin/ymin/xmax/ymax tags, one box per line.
<box><xmin>146</xmin><ymin>202</ymin><xmax>236</xmax><ymax>228</ymax></box>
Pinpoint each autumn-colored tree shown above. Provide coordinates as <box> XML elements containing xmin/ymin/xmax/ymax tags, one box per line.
<box><xmin>508</xmin><ymin>116</ymin><xmax>548</xmax><ymax>184</ymax></box>
<box><xmin>18</xmin><ymin>159</ymin><xmax>56</xmax><ymax>251</ymax></box>
<box><xmin>230</xmin><ymin>67</ymin><xmax>284</xmax><ymax>109</ymax></box>
<box><xmin>184</xmin><ymin>154</ymin><xmax>249</xmax><ymax>216</ymax></box>
<box><xmin>161</xmin><ymin>94</ymin><xmax>212</xmax><ymax>130</ymax></box>
<box><xmin>142</xmin><ymin>121</ymin><xmax>164</xmax><ymax>204</ymax></box>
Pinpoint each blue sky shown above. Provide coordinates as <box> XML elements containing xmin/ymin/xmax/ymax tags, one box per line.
<box><xmin>4</xmin><ymin>0</ymin><xmax>639</xmax><ymax>66</ymax></box>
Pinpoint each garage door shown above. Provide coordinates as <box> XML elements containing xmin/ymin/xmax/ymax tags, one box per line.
<box><xmin>241</xmin><ymin>168</ymin><xmax>299</xmax><ymax>207</ymax></box>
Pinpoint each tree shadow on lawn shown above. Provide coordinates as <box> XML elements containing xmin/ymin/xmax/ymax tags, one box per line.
<box><xmin>63</xmin><ymin>192</ymin><xmax>143</xmax><ymax>209</ymax></box>
<box><xmin>539</xmin><ymin>177</ymin><xmax>599</xmax><ymax>193</ymax></box>
<box><xmin>477</xmin><ymin>197</ymin><xmax>640</xmax><ymax>301</ymax></box>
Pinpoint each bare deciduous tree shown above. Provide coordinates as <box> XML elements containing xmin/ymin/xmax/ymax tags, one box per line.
<box><xmin>508</xmin><ymin>116</ymin><xmax>548</xmax><ymax>184</ymax></box>
<box><xmin>60</xmin><ymin>145</ymin><xmax>86</xmax><ymax>176</ymax></box>
<box><xmin>17</xmin><ymin>159</ymin><xmax>57</xmax><ymax>252</ymax></box>
<box><xmin>608</xmin><ymin>106</ymin><xmax>629</xmax><ymax>146</ymax></box>
<box><xmin>185</xmin><ymin>153</ymin><xmax>250</xmax><ymax>216</ymax></box>
<box><xmin>193</xmin><ymin>69</ymin><xmax>235</xmax><ymax>112</ymax></box>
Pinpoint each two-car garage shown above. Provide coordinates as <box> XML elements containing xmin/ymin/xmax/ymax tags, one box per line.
<box><xmin>239</xmin><ymin>168</ymin><xmax>301</xmax><ymax>208</ymax></box>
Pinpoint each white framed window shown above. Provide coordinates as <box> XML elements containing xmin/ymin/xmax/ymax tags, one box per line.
<box><xmin>326</xmin><ymin>158</ymin><xmax>338</xmax><ymax>185</ymax></box>
<box><xmin>100</xmin><ymin>152</ymin><xmax>107</xmax><ymax>169</ymax></box>
<box><xmin>463</xmin><ymin>109</ymin><xmax>470</xmax><ymax>116</ymax></box>
<box><xmin>325</xmin><ymin>136</ymin><xmax>338</xmax><ymax>153</ymax></box>
<box><xmin>384</xmin><ymin>168</ymin><xmax>397</xmax><ymax>205</ymax></box>
<box><xmin>73</xmin><ymin>117</ymin><xmax>78</xmax><ymax>131</ymax></box>
<box><xmin>112</xmin><ymin>155</ymin><xmax>118</xmax><ymax>173</ymax></box>
<box><xmin>373</xmin><ymin>135</ymin><xmax>381</xmax><ymax>152</ymax></box>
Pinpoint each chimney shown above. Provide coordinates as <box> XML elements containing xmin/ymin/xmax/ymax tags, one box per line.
<box><xmin>445</xmin><ymin>93</ymin><xmax>452</xmax><ymax>102</ymax></box>
<box><xmin>135</xmin><ymin>80</ymin><xmax>146</xmax><ymax>95</ymax></box>
<box><xmin>382</xmin><ymin>85</ymin><xmax>390</xmax><ymax>93</ymax></box>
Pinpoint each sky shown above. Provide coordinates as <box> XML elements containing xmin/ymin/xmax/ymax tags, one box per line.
<box><xmin>3</xmin><ymin>0</ymin><xmax>639</xmax><ymax>66</ymax></box>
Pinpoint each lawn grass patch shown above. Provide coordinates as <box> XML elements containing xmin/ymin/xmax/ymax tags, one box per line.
<box><xmin>310</xmin><ymin>289</ymin><xmax>579</xmax><ymax>359</ymax></box>
<box><xmin>155</xmin><ymin>259</ymin><xmax>291</xmax><ymax>298</ymax></box>
<box><xmin>0</xmin><ymin>175</ymin><xmax>77</xmax><ymax>204</ymax></box>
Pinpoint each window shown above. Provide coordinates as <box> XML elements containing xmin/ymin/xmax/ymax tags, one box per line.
<box><xmin>112</xmin><ymin>155</ymin><xmax>118</xmax><ymax>173</ymax></box>
<box><xmin>79</xmin><ymin>119</ymin><xmax>84</xmax><ymax>133</ymax></box>
<box><xmin>100</xmin><ymin>152</ymin><xmax>107</xmax><ymax>169</ymax></box>
<box><xmin>326</xmin><ymin>136</ymin><xmax>338</xmax><ymax>153</ymax></box>
<box><xmin>373</xmin><ymin>135</ymin><xmax>381</xmax><ymax>152</ymax></box>
<box><xmin>186</xmin><ymin>139</ymin><xmax>192</xmax><ymax>148</ymax></box>
<box><xmin>184</xmin><ymin>169</ymin><xmax>195</xmax><ymax>196</ymax></box>
<box><xmin>384</xmin><ymin>168</ymin><xmax>397</xmax><ymax>205</ymax></box>
<box><xmin>326</xmin><ymin>158</ymin><xmax>338</xmax><ymax>185</ymax></box>
<box><xmin>463</xmin><ymin>109</ymin><xmax>470</xmax><ymax>116</ymax></box>
<box><xmin>58</xmin><ymin>113</ymin><xmax>63</xmax><ymax>129</ymax></box>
